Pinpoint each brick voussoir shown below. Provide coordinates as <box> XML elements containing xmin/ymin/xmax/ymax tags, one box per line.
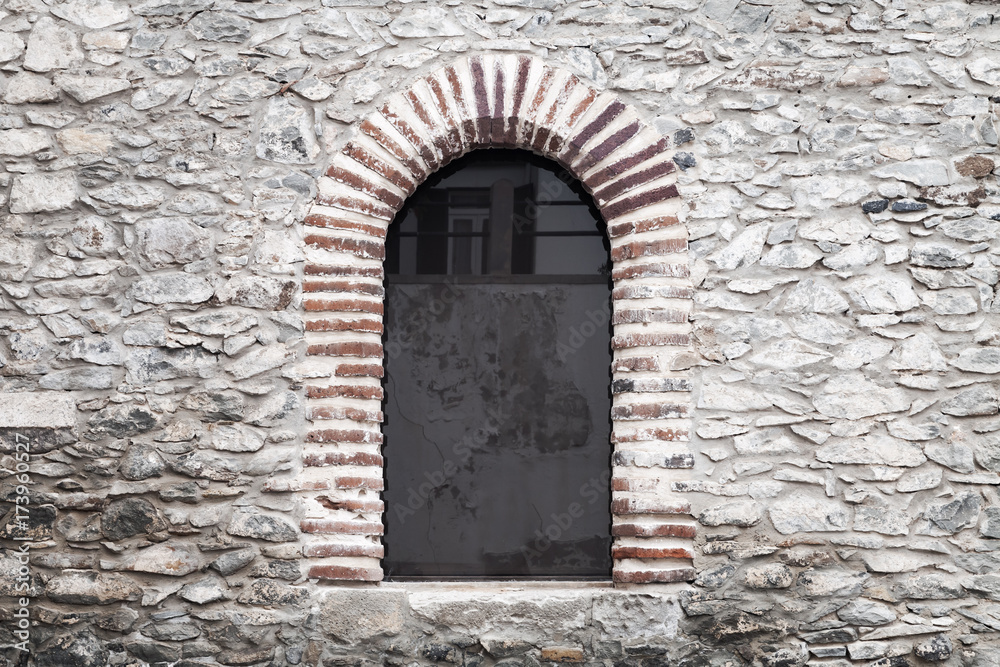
<box><xmin>306</xmin><ymin>384</ymin><xmax>383</xmax><ymax>400</ymax></box>
<box><xmin>340</xmin><ymin>142</ymin><xmax>417</xmax><ymax>195</ymax></box>
<box><xmin>308</xmin><ymin>565</ymin><xmax>384</xmax><ymax>581</ymax></box>
<box><xmin>358</xmin><ymin>118</ymin><xmax>428</xmax><ymax>181</ymax></box>
<box><xmin>380</xmin><ymin>99</ymin><xmax>441</xmax><ymax>172</ymax></box>
<box><xmin>613</xmin><ymin>523</ymin><xmax>697</xmax><ymax>539</ymax></box>
<box><xmin>582</xmin><ymin>137</ymin><xmax>672</xmax><ymax>191</ymax></box>
<box><xmin>306</xmin><ymin>342</ymin><xmax>383</xmax><ymax>358</ymax></box>
<box><xmin>315</xmin><ymin>496</ymin><xmax>384</xmax><ymax>513</ymax></box>
<box><xmin>308</xmin><ymin>406</ymin><xmax>384</xmax><ymax>423</ymax></box>
<box><xmin>612</xmin><ymin>377</ymin><xmax>692</xmax><ymax>393</ymax></box>
<box><xmin>306</xmin><ymin>428</ymin><xmax>383</xmax><ymax>444</ymax></box>
<box><xmin>262</xmin><ymin>478</ymin><xmax>332</xmax><ymax>493</ymax></box>
<box><xmin>547</xmin><ymin>85</ymin><xmax>598</xmax><ymax>155</ymax></box>
<box><xmin>334</xmin><ymin>363</ymin><xmax>384</xmax><ymax>378</ymax></box>
<box><xmin>602</xmin><ymin>184</ymin><xmax>681</xmax><ymax>222</ymax></box>
<box><xmin>303</xmin><ymin>299</ymin><xmax>383</xmax><ymax>315</ymax></box>
<box><xmin>303</xmin><ymin>280</ymin><xmax>384</xmax><ymax>297</ymax></box>
<box><xmin>326</xmin><ymin>165</ymin><xmax>405</xmax><ymax>210</ymax></box>
<box><xmin>422</xmin><ymin>73</ymin><xmax>465</xmax><ymax>158</ymax></box>
<box><xmin>612</xmin><ymin>308</ymin><xmax>689</xmax><ymax>325</ymax></box>
<box><xmin>595</xmin><ymin>159</ymin><xmax>676</xmax><ymax>206</ymax></box>
<box><xmin>612</xmin><ymin>332</ymin><xmax>691</xmax><ymax>349</ymax></box>
<box><xmin>612</xmin><ymin>546</ymin><xmax>695</xmax><ymax>560</ymax></box>
<box><xmin>305</xmin><ymin>264</ymin><xmax>384</xmax><ymax>279</ymax></box>
<box><xmin>303</xmin><ymin>213</ymin><xmax>387</xmax><ymax>239</ymax></box>
<box><xmin>303</xmin><ymin>543</ymin><xmax>384</xmax><ymax>559</ymax></box>
<box><xmin>572</xmin><ymin>119</ymin><xmax>643</xmax><ymax>174</ymax></box>
<box><xmin>608</xmin><ymin>215</ymin><xmax>681</xmax><ymax>239</ymax></box>
<box><xmin>405</xmin><ymin>84</ymin><xmax>455</xmax><ymax>162</ymax></box>
<box><xmin>301</xmin><ymin>519</ymin><xmax>384</xmax><ymax>535</ymax></box>
<box><xmin>560</xmin><ymin>98</ymin><xmax>626</xmax><ymax>164</ymax></box>
<box><xmin>611</xmin><ymin>427</ymin><xmax>690</xmax><ymax>442</ymax></box>
<box><xmin>316</xmin><ymin>192</ymin><xmax>396</xmax><ymax>222</ymax></box>
<box><xmin>304</xmin><ymin>234</ymin><xmax>386</xmax><ymax>260</ymax></box>
<box><xmin>304</xmin><ymin>451</ymin><xmax>384</xmax><ymax>467</ymax></box>
<box><xmin>611</xmin><ymin>284</ymin><xmax>693</xmax><ymax>300</ymax></box>
<box><xmin>612</xmin><ymin>356</ymin><xmax>661</xmax><ymax>372</ymax></box>
<box><xmin>611</xmin><ymin>263</ymin><xmax>690</xmax><ymax>280</ymax></box>
<box><xmin>335</xmin><ymin>476</ymin><xmax>384</xmax><ymax>490</ymax></box>
<box><xmin>611</xmin><ymin>403</ymin><xmax>688</xmax><ymax>420</ymax></box>
<box><xmin>613</xmin><ymin>450</ymin><xmax>695</xmax><ymax>469</ymax></box>
<box><xmin>305</xmin><ymin>318</ymin><xmax>384</xmax><ymax>334</ymax></box>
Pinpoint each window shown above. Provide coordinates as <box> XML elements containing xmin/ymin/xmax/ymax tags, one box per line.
<box><xmin>382</xmin><ymin>149</ymin><xmax>613</xmax><ymax>579</ymax></box>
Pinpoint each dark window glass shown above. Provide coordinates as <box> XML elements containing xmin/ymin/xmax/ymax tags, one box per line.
<box><xmin>383</xmin><ymin>150</ymin><xmax>612</xmax><ymax>579</ymax></box>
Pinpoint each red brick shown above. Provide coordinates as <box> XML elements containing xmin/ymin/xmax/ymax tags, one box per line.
<box><xmin>612</xmin><ymin>568</ymin><xmax>696</xmax><ymax>584</ymax></box>
<box><xmin>612</xmin><ymin>523</ymin><xmax>696</xmax><ymax>538</ymax></box>
<box><xmin>444</xmin><ymin>65</ymin><xmax>477</xmax><ymax>147</ymax></box>
<box><xmin>573</xmin><ymin>119</ymin><xmax>641</xmax><ymax>174</ymax></box>
<box><xmin>305</xmin><ymin>263</ymin><xmax>383</xmax><ymax>279</ymax></box>
<box><xmin>612</xmin><ymin>308</ymin><xmax>688</xmax><ymax>325</ymax></box>
<box><xmin>612</xmin><ymin>498</ymin><xmax>691</xmax><ymax>515</ymax></box>
<box><xmin>308</xmin><ymin>406</ymin><xmax>383</xmax><ymax>423</ymax></box>
<box><xmin>611</xmin><ymin>427</ymin><xmax>689</xmax><ymax>443</ymax></box>
<box><xmin>611</xmin><ymin>477</ymin><xmax>658</xmax><ymax>492</ymax></box>
<box><xmin>306</xmin><ymin>429</ymin><xmax>383</xmax><ymax>444</ymax></box>
<box><xmin>381</xmin><ymin>102</ymin><xmax>441</xmax><ymax>172</ymax></box>
<box><xmin>306</xmin><ymin>318</ymin><xmax>383</xmax><ymax>334</ymax></box>
<box><xmin>560</xmin><ymin>99</ymin><xmax>625</xmax><ymax>164</ymax></box>
<box><xmin>303</xmin><ymin>543</ymin><xmax>384</xmax><ymax>559</ymax></box>
<box><xmin>341</xmin><ymin>142</ymin><xmax>417</xmax><ymax>194</ymax></box>
<box><xmin>612</xmin><ymin>284</ymin><xmax>693</xmax><ymax>300</ymax></box>
<box><xmin>582</xmin><ymin>137</ymin><xmax>671</xmax><ymax>191</ymax></box>
<box><xmin>611</xmin><ymin>403</ymin><xmax>687</xmax><ymax>420</ymax></box>
<box><xmin>612</xmin><ymin>378</ymin><xmax>691</xmax><ymax>393</ymax></box>
<box><xmin>316</xmin><ymin>192</ymin><xmax>396</xmax><ymax>221</ymax></box>
<box><xmin>326</xmin><ymin>165</ymin><xmax>405</xmax><ymax>210</ymax></box>
<box><xmin>612</xmin><ymin>356</ymin><xmax>660</xmax><ymax>372</ymax></box>
<box><xmin>300</xmin><ymin>519</ymin><xmax>384</xmax><ymax>535</ymax></box>
<box><xmin>602</xmin><ymin>184</ymin><xmax>680</xmax><ymax>222</ymax></box>
<box><xmin>334</xmin><ymin>363</ymin><xmax>384</xmax><ymax>378</ymax></box>
<box><xmin>612</xmin><ymin>332</ymin><xmax>690</xmax><ymax>349</ymax></box>
<box><xmin>531</xmin><ymin>75</ymin><xmax>579</xmax><ymax>153</ymax></box>
<box><xmin>303</xmin><ymin>213</ymin><xmax>386</xmax><ymax>239</ymax></box>
<box><xmin>307</xmin><ymin>342</ymin><xmax>383</xmax><ymax>358</ymax></box>
<box><xmin>358</xmin><ymin>119</ymin><xmax>428</xmax><ymax>181</ymax></box>
<box><xmin>608</xmin><ymin>215</ymin><xmax>681</xmax><ymax>239</ymax></box>
<box><xmin>611</xmin><ymin>263</ymin><xmax>690</xmax><ymax>280</ymax></box>
<box><xmin>335</xmin><ymin>476</ymin><xmax>384</xmax><ymax>490</ymax></box>
<box><xmin>595</xmin><ymin>160</ymin><xmax>676</xmax><ymax>206</ymax></box>
<box><xmin>547</xmin><ymin>85</ymin><xmax>597</xmax><ymax>155</ymax></box>
<box><xmin>305</xmin><ymin>235</ymin><xmax>386</xmax><ymax>261</ymax></box>
<box><xmin>612</xmin><ymin>546</ymin><xmax>694</xmax><ymax>560</ymax></box>
<box><xmin>303</xmin><ymin>280</ymin><xmax>384</xmax><ymax>297</ymax></box>
<box><xmin>316</xmin><ymin>497</ymin><xmax>384</xmax><ymax>513</ymax></box>
<box><xmin>308</xmin><ymin>565</ymin><xmax>383</xmax><ymax>582</ymax></box>
<box><xmin>306</xmin><ymin>385</ymin><xmax>383</xmax><ymax>400</ymax></box>
<box><xmin>521</xmin><ymin>67</ymin><xmax>556</xmax><ymax>141</ymax></box>
<box><xmin>304</xmin><ymin>299</ymin><xmax>383</xmax><ymax>315</ymax></box>
<box><xmin>613</xmin><ymin>450</ymin><xmax>694</xmax><ymax>468</ymax></box>
<box><xmin>611</xmin><ymin>238</ymin><xmax>686</xmax><ymax>262</ymax></box>
<box><xmin>406</xmin><ymin>87</ymin><xmax>455</xmax><ymax>163</ymax></box>
<box><xmin>304</xmin><ymin>451</ymin><xmax>383</xmax><ymax>467</ymax></box>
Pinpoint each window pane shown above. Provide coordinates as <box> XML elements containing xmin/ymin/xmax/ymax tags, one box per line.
<box><xmin>383</xmin><ymin>283</ymin><xmax>613</xmax><ymax>578</ymax></box>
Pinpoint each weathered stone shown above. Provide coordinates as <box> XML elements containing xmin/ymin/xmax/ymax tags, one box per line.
<box><xmin>87</xmin><ymin>403</ymin><xmax>159</xmax><ymax>438</ymax></box>
<box><xmin>0</xmin><ymin>128</ymin><xmax>53</xmax><ymax>156</ymax></box>
<box><xmin>854</xmin><ymin>506</ymin><xmax>910</xmax><ymax>536</ymax></box>
<box><xmin>236</xmin><ymin>578</ymin><xmax>308</xmax><ymax>605</ymax></box>
<box><xmin>131</xmin><ymin>273</ymin><xmax>214</xmax><ymax>305</ymax></box>
<box><xmin>217</xmin><ymin>274</ymin><xmax>296</xmax><ymax>309</ymax></box>
<box><xmin>950</xmin><ymin>347</ymin><xmax>1000</xmax><ymax>374</ymax></box>
<box><xmin>47</xmin><ymin>572</ymin><xmax>141</xmax><ymax>605</ymax></box>
<box><xmin>178</xmin><ymin>576</ymin><xmax>228</xmax><ymax>604</ymax></box>
<box><xmin>837</xmin><ymin>599</ymin><xmax>896</xmax><ymax>626</ymax></box>
<box><xmin>813</xmin><ymin>375</ymin><xmax>910</xmax><ymax>420</ymax></box>
<box><xmin>23</xmin><ymin>17</ymin><xmax>83</xmax><ymax>72</ymax></box>
<box><xmin>39</xmin><ymin>368</ymin><xmax>116</xmax><ymax>390</ymax></box>
<box><xmin>188</xmin><ymin>11</ymin><xmax>252</xmax><ymax>42</ymax></box>
<box><xmin>90</xmin><ymin>183</ymin><xmax>166</xmax><ymax>210</ymax></box>
<box><xmin>118</xmin><ymin>443</ymin><xmax>166</xmax><ymax>480</ymax></box>
<box><xmin>923</xmin><ymin>491</ymin><xmax>981</xmax><ymax>534</ymax></box>
<box><xmin>135</xmin><ymin>218</ymin><xmax>213</xmax><ymax>268</ymax></box>
<box><xmin>940</xmin><ymin>385</ymin><xmax>999</xmax><ymax>417</ymax></box>
<box><xmin>389</xmin><ymin>6</ymin><xmax>465</xmax><ymax>37</ymax></box>
<box><xmin>9</xmin><ymin>172</ymin><xmax>78</xmax><ymax>214</ymax></box>
<box><xmin>698</xmin><ymin>501</ymin><xmax>762</xmax><ymax>527</ymax></box>
<box><xmin>3</xmin><ymin>72</ymin><xmax>61</xmax><ymax>104</ymax></box>
<box><xmin>55</xmin><ymin>75</ymin><xmax>132</xmax><ymax>103</ymax></box>
<box><xmin>742</xmin><ymin>563</ymin><xmax>793</xmax><ymax>589</ymax></box>
<box><xmin>101</xmin><ymin>498</ymin><xmax>167</xmax><ymax>540</ymax></box>
<box><xmin>257</xmin><ymin>97</ymin><xmax>320</xmax><ymax>165</ymax></box>
<box><xmin>321</xmin><ymin>589</ymin><xmax>408</xmax><ymax>642</ymax></box>
<box><xmin>125</xmin><ymin>544</ymin><xmax>202</xmax><ymax>576</ymax></box>
<box><xmin>209</xmin><ymin>548</ymin><xmax>257</xmax><ymax>576</ymax></box>
<box><xmin>910</xmin><ymin>242</ymin><xmax>971</xmax><ymax>269</ymax></box>
<box><xmin>872</xmin><ymin>159</ymin><xmax>950</xmax><ymax>187</ymax></box>
<box><xmin>227</xmin><ymin>512</ymin><xmax>299</xmax><ymax>542</ymax></box>
<box><xmin>914</xmin><ymin>635</ymin><xmax>953</xmax><ymax>662</ymax></box>
<box><xmin>769</xmin><ymin>493</ymin><xmax>850</xmax><ymax>534</ymax></box>
<box><xmin>35</xmin><ymin>632</ymin><xmax>109</xmax><ymax>667</ymax></box>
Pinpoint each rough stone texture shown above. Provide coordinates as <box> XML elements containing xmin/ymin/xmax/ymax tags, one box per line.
<box><xmin>0</xmin><ymin>0</ymin><xmax>998</xmax><ymax>665</ymax></box>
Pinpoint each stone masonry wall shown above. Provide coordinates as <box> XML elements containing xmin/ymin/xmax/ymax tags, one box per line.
<box><xmin>0</xmin><ymin>0</ymin><xmax>998</xmax><ymax>666</ymax></box>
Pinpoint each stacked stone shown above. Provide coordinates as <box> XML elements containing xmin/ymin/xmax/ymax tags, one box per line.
<box><xmin>0</xmin><ymin>0</ymin><xmax>997</xmax><ymax>665</ymax></box>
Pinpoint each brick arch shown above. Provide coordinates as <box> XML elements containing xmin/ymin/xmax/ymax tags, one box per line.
<box><xmin>292</xmin><ymin>54</ymin><xmax>695</xmax><ymax>585</ymax></box>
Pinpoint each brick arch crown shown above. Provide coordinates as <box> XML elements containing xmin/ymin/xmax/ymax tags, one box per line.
<box><xmin>292</xmin><ymin>53</ymin><xmax>696</xmax><ymax>585</ymax></box>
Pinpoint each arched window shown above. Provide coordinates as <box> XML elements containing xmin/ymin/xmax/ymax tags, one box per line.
<box><xmin>382</xmin><ymin>149</ymin><xmax>613</xmax><ymax>579</ymax></box>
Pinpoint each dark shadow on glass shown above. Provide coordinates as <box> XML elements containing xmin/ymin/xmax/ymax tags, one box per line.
<box><xmin>382</xmin><ymin>149</ymin><xmax>613</xmax><ymax>580</ymax></box>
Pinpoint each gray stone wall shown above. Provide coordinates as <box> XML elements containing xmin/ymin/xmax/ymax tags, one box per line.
<box><xmin>0</xmin><ymin>0</ymin><xmax>998</xmax><ymax>666</ymax></box>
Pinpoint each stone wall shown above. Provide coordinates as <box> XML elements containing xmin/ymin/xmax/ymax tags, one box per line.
<box><xmin>0</xmin><ymin>0</ymin><xmax>998</xmax><ymax>665</ymax></box>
